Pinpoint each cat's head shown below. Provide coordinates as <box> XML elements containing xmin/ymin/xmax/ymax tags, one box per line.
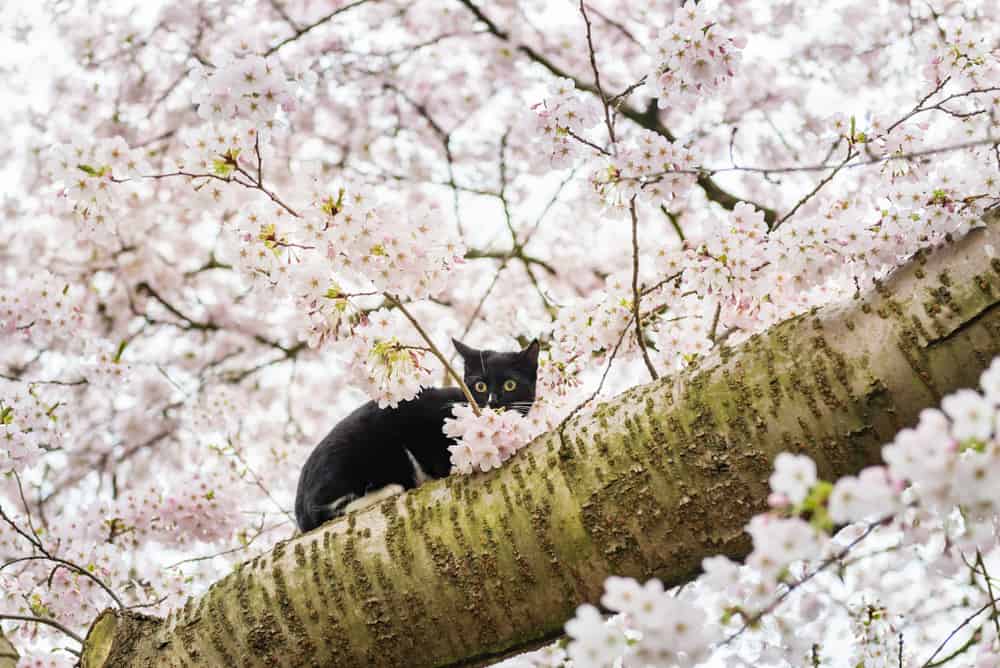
<box><xmin>452</xmin><ymin>338</ymin><xmax>539</xmax><ymax>414</ymax></box>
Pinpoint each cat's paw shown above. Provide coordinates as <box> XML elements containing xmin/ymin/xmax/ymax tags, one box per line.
<box><xmin>344</xmin><ymin>484</ymin><xmax>405</xmax><ymax>513</ymax></box>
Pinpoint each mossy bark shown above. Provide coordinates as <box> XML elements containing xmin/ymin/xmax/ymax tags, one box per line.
<box><xmin>0</xmin><ymin>630</ymin><xmax>17</xmax><ymax>668</ymax></box>
<box><xmin>82</xmin><ymin>222</ymin><xmax>1000</xmax><ymax>668</ymax></box>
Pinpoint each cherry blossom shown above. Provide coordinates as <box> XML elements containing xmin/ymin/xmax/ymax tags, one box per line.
<box><xmin>3</xmin><ymin>0</ymin><xmax>1000</xmax><ymax>663</ymax></box>
<box><xmin>443</xmin><ymin>403</ymin><xmax>542</xmax><ymax>474</ymax></box>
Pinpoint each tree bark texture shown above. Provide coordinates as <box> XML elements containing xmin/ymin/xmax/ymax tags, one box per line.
<box><xmin>0</xmin><ymin>630</ymin><xmax>17</xmax><ymax>668</ymax></box>
<box><xmin>82</xmin><ymin>221</ymin><xmax>1000</xmax><ymax>667</ymax></box>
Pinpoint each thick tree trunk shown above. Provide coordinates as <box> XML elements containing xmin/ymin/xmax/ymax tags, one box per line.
<box><xmin>0</xmin><ymin>631</ymin><xmax>17</xmax><ymax>668</ymax></box>
<box><xmin>81</xmin><ymin>221</ymin><xmax>1000</xmax><ymax>668</ymax></box>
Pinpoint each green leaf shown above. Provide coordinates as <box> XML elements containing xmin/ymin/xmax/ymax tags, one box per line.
<box><xmin>959</xmin><ymin>438</ymin><xmax>987</xmax><ymax>453</ymax></box>
<box><xmin>212</xmin><ymin>158</ymin><xmax>235</xmax><ymax>177</ymax></box>
<box><xmin>29</xmin><ymin>594</ymin><xmax>53</xmax><ymax>618</ymax></box>
<box><xmin>320</xmin><ymin>188</ymin><xmax>346</xmax><ymax>216</ymax></box>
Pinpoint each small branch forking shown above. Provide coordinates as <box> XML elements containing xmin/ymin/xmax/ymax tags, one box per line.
<box><xmin>579</xmin><ymin>0</ymin><xmax>616</xmax><ymax>148</ymax></box>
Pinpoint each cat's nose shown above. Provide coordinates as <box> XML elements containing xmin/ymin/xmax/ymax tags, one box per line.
<box><xmin>488</xmin><ymin>393</ymin><xmax>497</xmax><ymax>407</ymax></box>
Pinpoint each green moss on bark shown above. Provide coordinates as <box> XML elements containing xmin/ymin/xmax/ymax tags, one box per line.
<box><xmin>83</xmin><ymin>223</ymin><xmax>1000</xmax><ymax>668</ymax></box>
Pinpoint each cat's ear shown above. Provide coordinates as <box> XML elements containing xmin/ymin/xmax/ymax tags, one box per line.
<box><xmin>518</xmin><ymin>339</ymin><xmax>540</xmax><ymax>368</ymax></box>
<box><xmin>452</xmin><ymin>338</ymin><xmax>477</xmax><ymax>362</ymax></box>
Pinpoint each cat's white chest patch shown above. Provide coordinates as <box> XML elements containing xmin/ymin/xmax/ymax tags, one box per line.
<box><xmin>405</xmin><ymin>448</ymin><xmax>432</xmax><ymax>485</ymax></box>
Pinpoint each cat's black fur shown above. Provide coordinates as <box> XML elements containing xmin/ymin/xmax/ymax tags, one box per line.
<box><xmin>294</xmin><ymin>339</ymin><xmax>539</xmax><ymax>532</ymax></box>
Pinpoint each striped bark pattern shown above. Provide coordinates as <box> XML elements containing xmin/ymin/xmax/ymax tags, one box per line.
<box><xmin>82</xmin><ymin>221</ymin><xmax>1000</xmax><ymax>668</ymax></box>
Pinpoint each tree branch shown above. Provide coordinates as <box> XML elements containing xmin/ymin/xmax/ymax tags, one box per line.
<box><xmin>455</xmin><ymin>0</ymin><xmax>779</xmax><ymax>224</ymax></box>
<box><xmin>0</xmin><ymin>614</ymin><xmax>84</xmax><ymax>645</ymax></box>
<box><xmin>629</xmin><ymin>197</ymin><xmax>658</xmax><ymax>380</ymax></box>
<box><xmin>0</xmin><ymin>628</ymin><xmax>18</xmax><ymax>668</ymax></box>
<box><xmin>263</xmin><ymin>0</ymin><xmax>376</xmax><ymax>56</ymax></box>
<box><xmin>81</xmin><ymin>220</ymin><xmax>1000</xmax><ymax>667</ymax></box>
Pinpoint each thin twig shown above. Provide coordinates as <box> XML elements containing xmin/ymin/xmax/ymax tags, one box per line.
<box><xmin>0</xmin><ymin>614</ymin><xmax>83</xmax><ymax>645</ymax></box>
<box><xmin>708</xmin><ymin>302</ymin><xmax>722</xmax><ymax>343</ymax></box>
<box><xmin>579</xmin><ymin>0</ymin><xmax>616</xmax><ymax>146</ymax></box>
<box><xmin>384</xmin><ymin>295</ymin><xmax>480</xmax><ymax>415</ymax></box>
<box><xmin>631</xmin><ymin>136</ymin><xmax>1000</xmax><ymax>181</ymax></box>
<box><xmin>228</xmin><ymin>442</ymin><xmax>296</xmax><ymax>525</ymax></box>
<box><xmin>974</xmin><ymin>550</ymin><xmax>1000</xmax><ymax>638</ymax></box>
<box><xmin>264</xmin><ymin>0</ymin><xmax>375</xmax><ymax>56</ymax></box>
<box><xmin>455</xmin><ymin>167</ymin><xmax>576</xmax><ymax>343</ymax></box>
<box><xmin>556</xmin><ymin>310</ymin><xmax>635</xmax><ymax>442</ymax></box>
<box><xmin>922</xmin><ymin>598</ymin><xmax>998</xmax><ymax>667</ymax></box>
<box><xmin>165</xmin><ymin>517</ymin><xmax>274</xmax><ymax>570</ymax></box>
<box><xmin>629</xmin><ymin>198</ymin><xmax>659</xmax><ymax>380</ymax></box>
<box><xmin>722</xmin><ymin>519</ymin><xmax>885</xmax><ymax>645</ymax></box>
<box><xmin>12</xmin><ymin>472</ymin><xmax>41</xmax><ymax>549</ymax></box>
<box><xmin>0</xmin><ymin>497</ymin><xmax>124</xmax><ymax>609</ymax></box>
<box><xmin>454</xmin><ymin>0</ymin><xmax>779</xmax><ymax>224</ymax></box>
<box><xmin>772</xmin><ymin>140</ymin><xmax>856</xmax><ymax>230</ymax></box>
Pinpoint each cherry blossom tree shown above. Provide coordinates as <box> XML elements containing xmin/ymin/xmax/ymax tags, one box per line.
<box><xmin>1</xmin><ymin>0</ymin><xmax>999</xmax><ymax>666</ymax></box>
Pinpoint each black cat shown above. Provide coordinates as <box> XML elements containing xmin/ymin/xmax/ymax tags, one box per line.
<box><xmin>294</xmin><ymin>338</ymin><xmax>539</xmax><ymax>532</ymax></box>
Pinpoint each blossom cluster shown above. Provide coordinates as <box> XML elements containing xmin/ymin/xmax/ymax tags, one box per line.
<box><xmin>922</xmin><ymin>18</ymin><xmax>1000</xmax><ymax>89</ymax></box>
<box><xmin>320</xmin><ymin>199</ymin><xmax>465</xmax><ymax>302</ymax></box>
<box><xmin>531</xmin><ymin>77</ymin><xmax>603</xmax><ymax>168</ymax></box>
<box><xmin>340</xmin><ymin>308</ymin><xmax>435</xmax><ymax>408</ymax></box>
<box><xmin>46</xmin><ymin>137</ymin><xmax>150</xmax><ymax>239</ymax></box>
<box><xmin>588</xmin><ymin>130</ymin><xmax>699</xmax><ymax>215</ymax></box>
<box><xmin>567</xmin><ymin>579</ymin><xmax>715</xmax><ymax>668</ymax></box>
<box><xmin>549</xmin><ymin>263</ymin><xmax>715</xmax><ymax>376</ymax></box>
<box><xmin>0</xmin><ymin>496</ymin><xmax>193</xmax><ymax>639</ymax></box>
<box><xmin>683</xmin><ymin>201</ymin><xmax>769</xmax><ymax>304</ymax></box>
<box><xmin>559</xmin><ymin>357</ymin><xmax>1000</xmax><ymax>667</ymax></box>
<box><xmin>873</xmin><ymin>360</ymin><xmax>1000</xmax><ymax>530</ymax></box>
<box><xmin>225</xmin><ymin>187</ymin><xmax>463</xmax><ymax>308</ymax></box>
<box><xmin>81</xmin><ymin>339</ymin><xmax>135</xmax><ymax>391</ymax></box>
<box><xmin>117</xmin><ymin>470</ymin><xmax>242</xmax><ymax>545</ymax></box>
<box><xmin>443</xmin><ymin>403</ymin><xmax>541</xmax><ymax>474</ymax></box>
<box><xmin>172</xmin><ymin>120</ymin><xmax>263</xmax><ymax>189</ymax></box>
<box><xmin>0</xmin><ymin>381</ymin><xmax>66</xmax><ymax>474</ymax></box>
<box><xmin>648</xmin><ymin>1</ymin><xmax>746</xmax><ymax>112</ymax></box>
<box><xmin>0</xmin><ymin>271</ymin><xmax>88</xmax><ymax>347</ymax></box>
<box><xmin>191</xmin><ymin>55</ymin><xmax>297</xmax><ymax>126</ymax></box>
<box><xmin>0</xmin><ymin>420</ymin><xmax>44</xmax><ymax>474</ymax></box>
<box><xmin>551</xmin><ymin>284</ymin><xmax>633</xmax><ymax>360</ymax></box>
<box><xmin>0</xmin><ymin>535</ymin><xmax>130</xmax><ymax>634</ymax></box>
<box><xmin>649</xmin><ymin>288</ymin><xmax>716</xmax><ymax>370</ymax></box>
<box><xmin>216</xmin><ymin>186</ymin><xmax>465</xmax><ymax>403</ymax></box>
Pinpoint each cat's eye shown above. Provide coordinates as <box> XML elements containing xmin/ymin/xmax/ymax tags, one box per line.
<box><xmin>474</xmin><ymin>381</ymin><xmax>487</xmax><ymax>393</ymax></box>
<box><xmin>503</xmin><ymin>379</ymin><xmax>517</xmax><ymax>392</ymax></box>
